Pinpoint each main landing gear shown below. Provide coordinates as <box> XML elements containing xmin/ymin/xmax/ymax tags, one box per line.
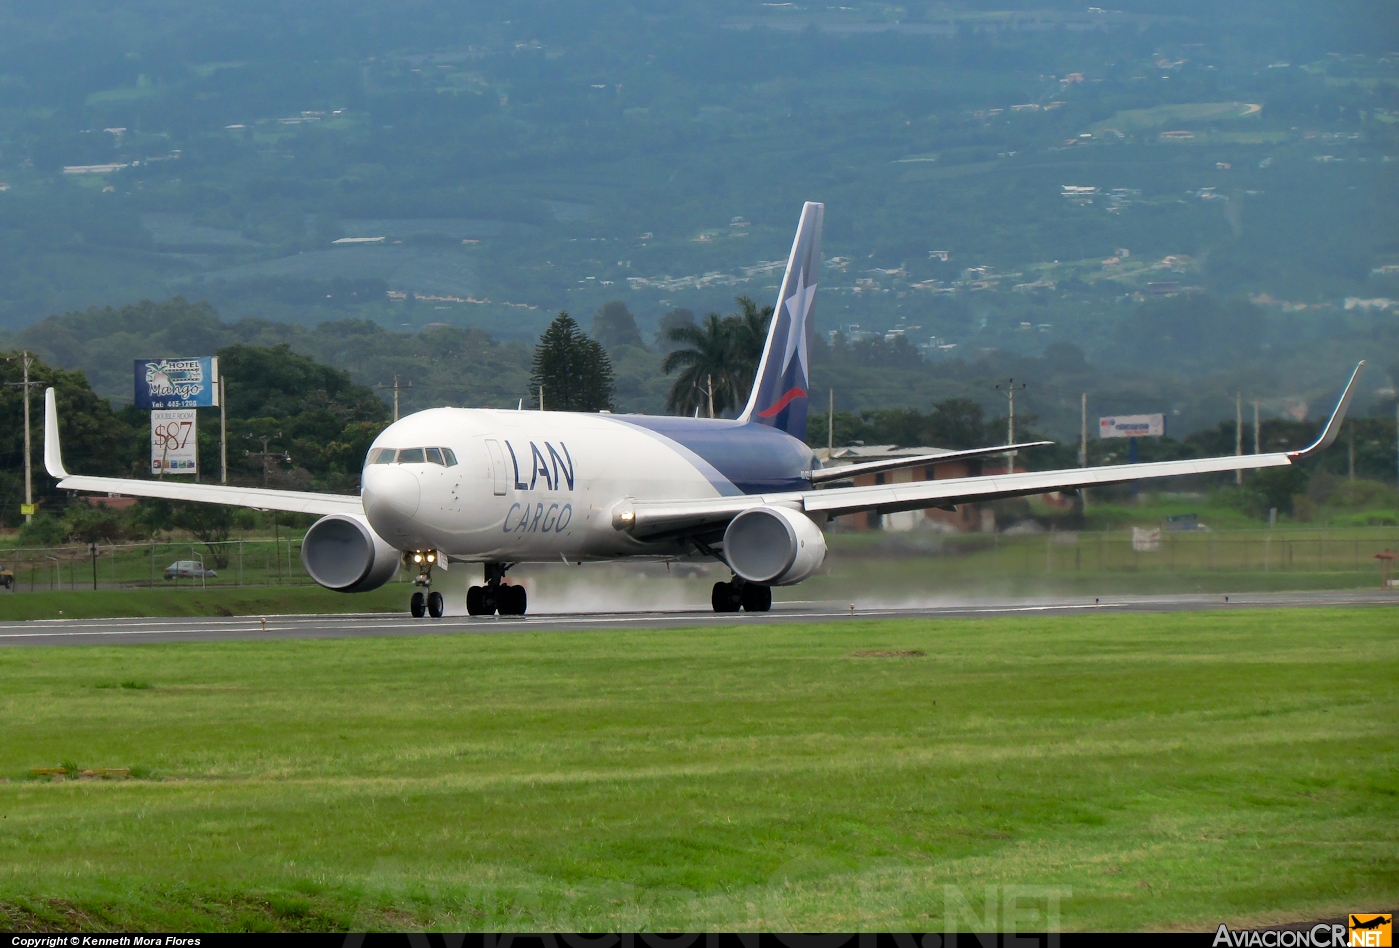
<box><xmin>467</xmin><ymin>562</ymin><xmax>527</xmax><ymax>616</ymax></box>
<box><xmin>711</xmin><ymin>577</ymin><xmax>771</xmax><ymax>613</ymax></box>
<box><xmin>406</xmin><ymin>550</ymin><xmax>446</xmax><ymax>618</ymax></box>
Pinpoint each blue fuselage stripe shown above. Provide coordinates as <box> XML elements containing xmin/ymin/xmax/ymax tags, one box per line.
<box><xmin>612</xmin><ymin>416</ymin><xmax>815</xmax><ymax>494</ymax></box>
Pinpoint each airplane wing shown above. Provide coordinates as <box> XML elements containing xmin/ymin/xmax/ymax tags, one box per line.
<box><xmin>618</xmin><ymin>362</ymin><xmax>1365</xmax><ymax>540</ymax></box>
<box><xmin>44</xmin><ymin>388</ymin><xmax>363</xmax><ymax>517</ymax></box>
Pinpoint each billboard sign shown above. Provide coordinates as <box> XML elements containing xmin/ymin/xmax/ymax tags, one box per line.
<box><xmin>135</xmin><ymin>357</ymin><xmax>219</xmax><ymax>409</ymax></box>
<box><xmin>151</xmin><ymin>409</ymin><xmax>198</xmax><ymax>475</ymax></box>
<box><xmin>1099</xmin><ymin>413</ymin><xmax>1165</xmax><ymax>439</ymax></box>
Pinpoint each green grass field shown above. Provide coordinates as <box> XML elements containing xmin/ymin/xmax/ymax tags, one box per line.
<box><xmin>1</xmin><ymin>608</ymin><xmax>1395</xmax><ymax>932</ymax></box>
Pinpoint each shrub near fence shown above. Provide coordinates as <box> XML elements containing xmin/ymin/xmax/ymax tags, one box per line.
<box><xmin>1011</xmin><ymin>527</ymin><xmax>1399</xmax><ymax>576</ymax></box>
<box><xmin>832</xmin><ymin>526</ymin><xmax>1399</xmax><ymax>584</ymax></box>
<box><xmin>0</xmin><ymin>539</ymin><xmax>330</xmax><ymax>591</ymax></box>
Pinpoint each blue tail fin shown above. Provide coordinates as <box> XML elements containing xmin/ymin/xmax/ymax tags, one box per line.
<box><xmin>738</xmin><ymin>201</ymin><xmax>823</xmax><ymax>439</ymax></box>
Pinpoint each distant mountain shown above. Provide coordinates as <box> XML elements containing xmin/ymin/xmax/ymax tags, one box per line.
<box><xmin>0</xmin><ymin>0</ymin><xmax>1392</xmax><ymax>407</ymax></box>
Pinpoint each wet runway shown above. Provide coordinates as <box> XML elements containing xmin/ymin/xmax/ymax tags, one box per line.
<box><xmin>0</xmin><ymin>589</ymin><xmax>1393</xmax><ymax>647</ymax></box>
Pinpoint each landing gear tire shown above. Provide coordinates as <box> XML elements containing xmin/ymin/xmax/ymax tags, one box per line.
<box><xmin>467</xmin><ymin>585</ymin><xmax>498</xmax><ymax>616</ymax></box>
<box><xmin>467</xmin><ymin>585</ymin><xmax>486</xmax><ymax>616</ymax></box>
<box><xmin>427</xmin><ymin>590</ymin><xmax>445</xmax><ymax>618</ymax></box>
<box><xmin>711</xmin><ymin>580</ymin><xmax>743</xmax><ymax>613</ymax></box>
<box><xmin>467</xmin><ymin>563</ymin><xmax>519</xmax><ymax>617</ymax></box>
<box><xmin>410</xmin><ymin>591</ymin><xmax>426</xmax><ymax>618</ymax></box>
<box><xmin>741</xmin><ymin>583</ymin><xmax>772</xmax><ymax>612</ymax></box>
<box><xmin>498</xmin><ymin>584</ymin><xmax>528</xmax><ymax>616</ymax></box>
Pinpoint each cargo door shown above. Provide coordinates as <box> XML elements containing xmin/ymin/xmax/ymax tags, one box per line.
<box><xmin>484</xmin><ymin>439</ymin><xmax>508</xmax><ymax>496</ymax></box>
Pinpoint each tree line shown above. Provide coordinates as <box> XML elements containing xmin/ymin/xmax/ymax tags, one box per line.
<box><xmin>528</xmin><ymin>295</ymin><xmax>776</xmax><ymax>416</ymax></box>
<box><xmin>4</xmin><ymin>290</ymin><xmax>1395</xmax><ymax>548</ymax></box>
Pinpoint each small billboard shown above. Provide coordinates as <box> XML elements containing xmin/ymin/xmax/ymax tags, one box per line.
<box><xmin>1099</xmin><ymin>413</ymin><xmax>1165</xmax><ymax>439</ymax></box>
<box><xmin>151</xmin><ymin>409</ymin><xmax>198</xmax><ymax>475</ymax></box>
<box><xmin>135</xmin><ymin>357</ymin><xmax>219</xmax><ymax>409</ymax></box>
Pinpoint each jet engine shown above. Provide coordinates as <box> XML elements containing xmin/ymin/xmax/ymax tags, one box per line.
<box><xmin>723</xmin><ymin>505</ymin><xmax>826</xmax><ymax>586</ymax></box>
<box><xmin>300</xmin><ymin>514</ymin><xmax>400</xmax><ymax>593</ymax></box>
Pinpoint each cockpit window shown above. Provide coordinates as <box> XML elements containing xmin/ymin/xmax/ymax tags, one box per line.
<box><xmin>376</xmin><ymin>446</ymin><xmax>457</xmax><ymax>465</ymax></box>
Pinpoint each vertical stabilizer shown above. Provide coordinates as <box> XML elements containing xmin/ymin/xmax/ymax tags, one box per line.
<box><xmin>738</xmin><ymin>201</ymin><xmax>823</xmax><ymax>438</ymax></box>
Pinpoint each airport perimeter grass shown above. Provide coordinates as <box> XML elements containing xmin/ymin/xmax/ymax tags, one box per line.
<box><xmin>0</xmin><ymin>608</ymin><xmax>1395</xmax><ymax>932</ymax></box>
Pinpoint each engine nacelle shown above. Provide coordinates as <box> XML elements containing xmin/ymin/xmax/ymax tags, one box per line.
<box><xmin>300</xmin><ymin>514</ymin><xmax>400</xmax><ymax>593</ymax></box>
<box><xmin>723</xmin><ymin>505</ymin><xmax>827</xmax><ymax>586</ymax></box>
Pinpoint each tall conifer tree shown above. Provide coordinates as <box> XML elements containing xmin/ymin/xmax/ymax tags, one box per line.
<box><xmin>529</xmin><ymin>312</ymin><xmax>615</xmax><ymax>412</ymax></box>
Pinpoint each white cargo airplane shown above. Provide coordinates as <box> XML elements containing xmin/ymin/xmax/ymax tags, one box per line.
<box><xmin>45</xmin><ymin>203</ymin><xmax>1363</xmax><ymax>618</ymax></box>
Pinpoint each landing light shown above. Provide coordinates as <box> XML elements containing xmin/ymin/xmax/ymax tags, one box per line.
<box><xmin>413</xmin><ymin>553</ymin><xmax>423</xmax><ymax>564</ymax></box>
<box><xmin>426</xmin><ymin>553</ymin><xmax>436</xmax><ymax>563</ymax></box>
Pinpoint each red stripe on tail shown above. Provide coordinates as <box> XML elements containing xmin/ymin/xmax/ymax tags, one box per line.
<box><xmin>757</xmin><ymin>387</ymin><xmax>806</xmax><ymax>418</ymax></box>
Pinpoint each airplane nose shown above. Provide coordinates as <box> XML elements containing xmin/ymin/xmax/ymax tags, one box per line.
<box><xmin>362</xmin><ymin>464</ymin><xmax>420</xmax><ymax>523</ymax></box>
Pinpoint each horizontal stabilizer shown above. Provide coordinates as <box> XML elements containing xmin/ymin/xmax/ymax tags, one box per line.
<box><xmin>810</xmin><ymin>441</ymin><xmax>1054</xmax><ymax>485</ymax></box>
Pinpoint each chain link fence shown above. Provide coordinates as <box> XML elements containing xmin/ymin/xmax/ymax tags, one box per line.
<box><xmin>1</xmin><ymin>528</ymin><xmax>1396</xmax><ymax>593</ymax></box>
<box><xmin>0</xmin><ymin>539</ymin><xmax>321</xmax><ymax>591</ymax></box>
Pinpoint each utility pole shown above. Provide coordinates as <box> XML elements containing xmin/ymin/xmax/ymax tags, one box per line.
<box><xmin>828</xmin><ymin>388</ymin><xmax>835</xmax><ymax>452</ymax></box>
<box><xmin>219</xmin><ymin>375</ymin><xmax>228</xmax><ymax>485</ymax></box>
<box><xmin>1348</xmin><ymin>423</ymin><xmax>1355</xmax><ymax>482</ymax></box>
<box><xmin>539</xmin><ymin>385</ymin><xmax>544</xmax><ymax>411</ymax></box>
<box><xmin>246</xmin><ymin>433</ymin><xmax>287</xmax><ymax>488</ymax></box>
<box><xmin>706</xmin><ymin>374</ymin><xmax>714</xmax><ymax>419</ymax></box>
<box><xmin>995</xmin><ymin>378</ymin><xmax>1026</xmax><ymax>473</ymax></box>
<box><xmin>1079</xmin><ymin>392</ymin><xmax>1087</xmax><ymax>468</ymax></box>
<box><xmin>379</xmin><ymin>375</ymin><xmax>412</xmax><ymax>422</ymax></box>
<box><xmin>1252</xmin><ymin>400</ymin><xmax>1260</xmax><ymax>455</ymax></box>
<box><xmin>1235</xmin><ymin>392</ymin><xmax>1243</xmax><ymax>485</ymax></box>
<box><xmin>6</xmin><ymin>351</ymin><xmax>43</xmax><ymax>522</ymax></box>
<box><xmin>258</xmin><ymin>435</ymin><xmax>273</xmax><ymax>487</ymax></box>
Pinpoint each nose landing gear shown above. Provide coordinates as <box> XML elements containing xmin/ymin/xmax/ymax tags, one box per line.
<box><xmin>467</xmin><ymin>562</ymin><xmax>526</xmax><ymax>616</ymax></box>
<box><xmin>711</xmin><ymin>577</ymin><xmax>771</xmax><ymax>612</ymax></box>
<box><xmin>409</xmin><ymin>589</ymin><xmax>445</xmax><ymax>618</ymax></box>
<box><xmin>405</xmin><ymin>550</ymin><xmax>446</xmax><ymax>618</ymax></box>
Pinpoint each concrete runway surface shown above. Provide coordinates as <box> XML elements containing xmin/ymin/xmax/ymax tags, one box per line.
<box><xmin>0</xmin><ymin>589</ymin><xmax>1393</xmax><ymax>647</ymax></box>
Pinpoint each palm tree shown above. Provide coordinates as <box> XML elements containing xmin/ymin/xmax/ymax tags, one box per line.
<box><xmin>661</xmin><ymin>297</ymin><xmax>775</xmax><ymax>417</ymax></box>
<box><xmin>661</xmin><ymin>313</ymin><xmax>744</xmax><ymax>416</ymax></box>
<box><xmin>729</xmin><ymin>295</ymin><xmax>773</xmax><ymax>402</ymax></box>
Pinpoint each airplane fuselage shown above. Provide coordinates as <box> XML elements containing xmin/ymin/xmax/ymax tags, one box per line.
<box><xmin>360</xmin><ymin>408</ymin><xmax>819</xmax><ymax>562</ymax></box>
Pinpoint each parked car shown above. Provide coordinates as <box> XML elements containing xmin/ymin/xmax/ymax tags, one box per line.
<box><xmin>163</xmin><ymin>560</ymin><xmax>217</xmax><ymax>580</ymax></box>
<box><xmin>0</xmin><ymin>563</ymin><xmax>12</xmax><ymax>589</ymax></box>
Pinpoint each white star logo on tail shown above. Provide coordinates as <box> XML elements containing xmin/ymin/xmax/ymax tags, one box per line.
<box><xmin>780</xmin><ymin>268</ymin><xmax>817</xmax><ymax>381</ymax></box>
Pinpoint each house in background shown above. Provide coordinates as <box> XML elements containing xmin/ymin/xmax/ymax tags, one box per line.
<box><xmin>812</xmin><ymin>445</ymin><xmax>1004</xmax><ymax>533</ymax></box>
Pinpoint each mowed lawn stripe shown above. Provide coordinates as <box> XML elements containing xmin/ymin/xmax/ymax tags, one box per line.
<box><xmin>0</xmin><ymin>608</ymin><xmax>1395</xmax><ymax>931</ymax></box>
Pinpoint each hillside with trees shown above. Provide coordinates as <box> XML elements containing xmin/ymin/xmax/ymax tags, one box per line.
<box><xmin>0</xmin><ymin>0</ymin><xmax>1392</xmax><ymax>408</ymax></box>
